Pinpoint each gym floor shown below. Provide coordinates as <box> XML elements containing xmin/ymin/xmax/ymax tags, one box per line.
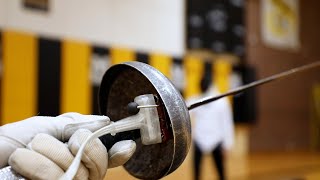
<box><xmin>105</xmin><ymin>150</ymin><xmax>320</xmax><ymax>180</ymax></box>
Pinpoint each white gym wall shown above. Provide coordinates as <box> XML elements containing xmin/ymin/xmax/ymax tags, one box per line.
<box><xmin>0</xmin><ymin>0</ymin><xmax>185</xmax><ymax>56</ymax></box>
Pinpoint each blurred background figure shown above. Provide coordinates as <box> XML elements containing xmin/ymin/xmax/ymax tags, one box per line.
<box><xmin>189</xmin><ymin>75</ymin><xmax>234</xmax><ymax>180</ymax></box>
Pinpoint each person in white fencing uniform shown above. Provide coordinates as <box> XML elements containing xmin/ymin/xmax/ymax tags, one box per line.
<box><xmin>188</xmin><ymin>77</ymin><xmax>234</xmax><ymax>180</ymax></box>
<box><xmin>0</xmin><ymin>112</ymin><xmax>136</xmax><ymax>180</ymax></box>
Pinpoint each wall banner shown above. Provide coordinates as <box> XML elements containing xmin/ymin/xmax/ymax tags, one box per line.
<box><xmin>261</xmin><ymin>0</ymin><xmax>300</xmax><ymax>50</ymax></box>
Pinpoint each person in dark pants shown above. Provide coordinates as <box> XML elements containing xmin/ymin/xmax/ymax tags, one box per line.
<box><xmin>194</xmin><ymin>142</ymin><xmax>225</xmax><ymax>180</ymax></box>
<box><xmin>188</xmin><ymin>77</ymin><xmax>234</xmax><ymax>180</ymax></box>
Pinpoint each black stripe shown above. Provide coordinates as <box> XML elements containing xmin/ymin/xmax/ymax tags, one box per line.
<box><xmin>136</xmin><ymin>52</ymin><xmax>149</xmax><ymax>64</ymax></box>
<box><xmin>200</xmin><ymin>61</ymin><xmax>212</xmax><ymax>93</ymax></box>
<box><xmin>204</xmin><ymin>61</ymin><xmax>212</xmax><ymax>78</ymax></box>
<box><xmin>38</xmin><ymin>38</ymin><xmax>61</xmax><ymax>116</ymax></box>
<box><xmin>92</xmin><ymin>46</ymin><xmax>110</xmax><ymax>114</ymax></box>
<box><xmin>232</xmin><ymin>65</ymin><xmax>257</xmax><ymax>123</ymax></box>
<box><xmin>92</xmin><ymin>46</ymin><xmax>109</xmax><ymax>55</ymax></box>
<box><xmin>173</xmin><ymin>57</ymin><xmax>183</xmax><ymax>65</ymax></box>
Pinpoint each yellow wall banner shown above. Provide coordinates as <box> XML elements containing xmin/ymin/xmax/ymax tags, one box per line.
<box><xmin>1</xmin><ymin>31</ymin><xmax>38</xmax><ymax>124</ymax></box>
<box><xmin>150</xmin><ymin>53</ymin><xmax>172</xmax><ymax>78</ymax></box>
<box><xmin>261</xmin><ymin>0</ymin><xmax>300</xmax><ymax>50</ymax></box>
<box><xmin>110</xmin><ymin>47</ymin><xmax>135</xmax><ymax>65</ymax></box>
<box><xmin>61</xmin><ymin>40</ymin><xmax>91</xmax><ymax>114</ymax></box>
<box><xmin>184</xmin><ymin>55</ymin><xmax>203</xmax><ymax>99</ymax></box>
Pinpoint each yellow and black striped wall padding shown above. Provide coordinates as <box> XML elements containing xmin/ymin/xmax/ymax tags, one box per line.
<box><xmin>0</xmin><ymin>29</ymin><xmax>255</xmax><ymax>125</ymax></box>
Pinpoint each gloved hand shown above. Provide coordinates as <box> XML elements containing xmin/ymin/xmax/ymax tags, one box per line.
<box><xmin>0</xmin><ymin>112</ymin><xmax>136</xmax><ymax>179</ymax></box>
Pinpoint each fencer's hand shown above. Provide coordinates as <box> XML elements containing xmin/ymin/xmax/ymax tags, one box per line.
<box><xmin>0</xmin><ymin>112</ymin><xmax>128</xmax><ymax>168</ymax></box>
<box><xmin>8</xmin><ymin>129</ymin><xmax>136</xmax><ymax>180</ymax></box>
<box><xmin>0</xmin><ymin>112</ymin><xmax>110</xmax><ymax>168</ymax></box>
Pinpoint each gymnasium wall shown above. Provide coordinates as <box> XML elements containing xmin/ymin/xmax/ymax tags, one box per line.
<box><xmin>0</xmin><ymin>1</ymin><xmax>256</xmax><ymax>158</ymax></box>
<box><xmin>247</xmin><ymin>0</ymin><xmax>320</xmax><ymax>151</ymax></box>
<box><xmin>0</xmin><ymin>30</ymin><xmax>243</xmax><ymax>125</ymax></box>
<box><xmin>0</xmin><ymin>0</ymin><xmax>185</xmax><ymax>56</ymax></box>
<box><xmin>0</xmin><ymin>0</ymin><xmax>184</xmax><ymax>123</ymax></box>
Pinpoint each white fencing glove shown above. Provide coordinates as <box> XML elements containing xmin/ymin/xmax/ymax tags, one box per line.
<box><xmin>0</xmin><ymin>112</ymin><xmax>136</xmax><ymax>180</ymax></box>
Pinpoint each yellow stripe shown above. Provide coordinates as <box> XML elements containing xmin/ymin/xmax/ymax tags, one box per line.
<box><xmin>1</xmin><ymin>30</ymin><xmax>38</xmax><ymax>124</ymax></box>
<box><xmin>61</xmin><ymin>40</ymin><xmax>91</xmax><ymax>114</ymax></box>
<box><xmin>213</xmin><ymin>58</ymin><xmax>232</xmax><ymax>93</ymax></box>
<box><xmin>110</xmin><ymin>47</ymin><xmax>135</xmax><ymax>64</ymax></box>
<box><xmin>149</xmin><ymin>53</ymin><xmax>172</xmax><ymax>78</ymax></box>
<box><xmin>184</xmin><ymin>55</ymin><xmax>203</xmax><ymax>99</ymax></box>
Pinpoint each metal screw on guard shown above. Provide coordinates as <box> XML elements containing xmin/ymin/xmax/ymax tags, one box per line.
<box><xmin>0</xmin><ymin>61</ymin><xmax>320</xmax><ymax>180</ymax></box>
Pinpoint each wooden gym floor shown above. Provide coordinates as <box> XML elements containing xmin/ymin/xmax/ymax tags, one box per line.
<box><xmin>105</xmin><ymin>150</ymin><xmax>320</xmax><ymax>180</ymax></box>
